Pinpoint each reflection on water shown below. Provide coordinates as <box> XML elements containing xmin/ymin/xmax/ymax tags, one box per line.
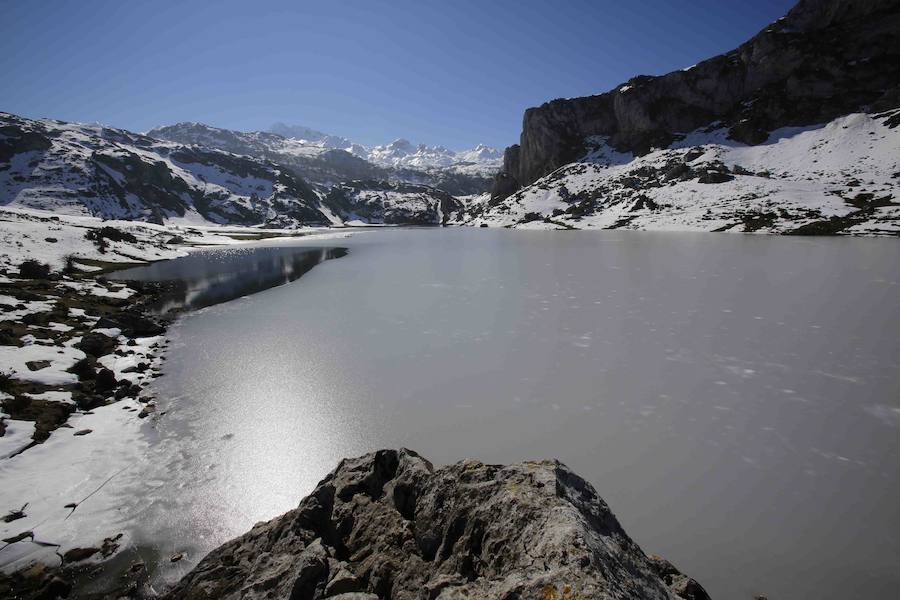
<box><xmin>112</xmin><ymin>246</ymin><xmax>348</xmax><ymax>313</ymax></box>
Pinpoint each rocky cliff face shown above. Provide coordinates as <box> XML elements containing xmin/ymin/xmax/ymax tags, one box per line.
<box><xmin>493</xmin><ymin>0</ymin><xmax>900</xmax><ymax>200</ymax></box>
<box><xmin>167</xmin><ymin>449</ymin><xmax>708</xmax><ymax>600</ymax></box>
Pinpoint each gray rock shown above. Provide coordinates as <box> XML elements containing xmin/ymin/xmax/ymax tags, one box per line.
<box><xmin>166</xmin><ymin>449</ymin><xmax>708</xmax><ymax>600</ymax></box>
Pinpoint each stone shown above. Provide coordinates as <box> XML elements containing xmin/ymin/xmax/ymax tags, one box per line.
<box><xmin>73</xmin><ymin>429</ymin><xmax>92</xmax><ymax>436</ymax></box>
<box><xmin>2</xmin><ymin>531</ymin><xmax>32</xmax><ymax>544</ymax></box>
<box><xmin>94</xmin><ymin>368</ymin><xmax>117</xmax><ymax>393</ymax></box>
<box><xmin>24</xmin><ymin>360</ymin><xmax>51</xmax><ymax>371</ymax></box>
<box><xmin>68</xmin><ymin>356</ymin><xmax>97</xmax><ymax>380</ymax></box>
<box><xmin>166</xmin><ymin>449</ymin><xmax>708</xmax><ymax>600</ymax></box>
<box><xmin>75</xmin><ymin>332</ymin><xmax>118</xmax><ymax>357</ymax></box>
<box><xmin>63</xmin><ymin>547</ymin><xmax>100</xmax><ymax>563</ymax></box>
<box><xmin>96</xmin><ymin>312</ymin><xmax>165</xmax><ymax>337</ymax></box>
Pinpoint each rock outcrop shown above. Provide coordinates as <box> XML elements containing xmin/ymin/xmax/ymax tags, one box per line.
<box><xmin>493</xmin><ymin>0</ymin><xmax>900</xmax><ymax>200</ymax></box>
<box><xmin>167</xmin><ymin>449</ymin><xmax>709</xmax><ymax>600</ymax></box>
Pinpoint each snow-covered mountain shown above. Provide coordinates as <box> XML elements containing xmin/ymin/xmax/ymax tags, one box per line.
<box><xmin>324</xmin><ymin>180</ymin><xmax>465</xmax><ymax>226</ymax></box>
<box><xmin>147</xmin><ymin>122</ymin><xmax>499</xmax><ymax>193</ymax></box>
<box><xmin>478</xmin><ymin>0</ymin><xmax>900</xmax><ymax>235</ymax></box>
<box><xmin>363</xmin><ymin>138</ymin><xmax>502</xmax><ymax>172</ymax></box>
<box><xmin>269</xmin><ymin>122</ymin><xmax>353</xmax><ymax>150</ymax></box>
<box><xmin>264</xmin><ymin>124</ymin><xmax>502</xmax><ymax>173</ymax></box>
<box><xmin>468</xmin><ymin>111</ymin><xmax>900</xmax><ymax>234</ymax></box>
<box><xmin>1</xmin><ymin>113</ymin><xmax>475</xmax><ymax>227</ymax></box>
<box><xmin>0</xmin><ymin>112</ymin><xmax>332</xmax><ymax>227</ymax></box>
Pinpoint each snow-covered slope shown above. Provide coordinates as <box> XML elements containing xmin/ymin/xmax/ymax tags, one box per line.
<box><xmin>365</xmin><ymin>138</ymin><xmax>502</xmax><ymax>173</ymax></box>
<box><xmin>324</xmin><ymin>181</ymin><xmax>465</xmax><ymax>225</ymax></box>
<box><xmin>149</xmin><ymin>122</ymin><xmax>499</xmax><ymax>193</ymax></box>
<box><xmin>153</xmin><ymin>123</ymin><xmax>502</xmax><ymax>174</ymax></box>
<box><xmin>1</xmin><ymin>113</ymin><xmax>331</xmax><ymax>227</ymax></box>
<box><xmin>262</xmin><ymin>123</ymin><xmax>502</xmax><ymax>174</ymax></box>
<box><xmin>469</xmin><ymin>111</ymin><xmax>900</xmax><ymax>235</ymax></box>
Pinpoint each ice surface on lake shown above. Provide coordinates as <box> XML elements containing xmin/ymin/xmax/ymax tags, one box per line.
<box><xmin>31</xmin><ymin>229</ymin><xmax>900</xmax><ymax>598</ymax></box>
<box><xmin>148</xmin><ymin>229</ymin><xmax>899</xmax><ymax>599</ymax></box>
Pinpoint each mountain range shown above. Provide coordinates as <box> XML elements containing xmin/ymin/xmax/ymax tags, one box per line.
<box><xmin>267</xmin><ymin>122</ymin><xmax>503</xmax><ymax>171</ymax></box>
<box><xmin>482</xmin><ymin>0</ymin><xmax>900</xmax><ymax>234</ymax></box>
<box><xmin>1</xmin><ymin>0</ymin><xmax>898</xmax><ymax>233</ymax></box>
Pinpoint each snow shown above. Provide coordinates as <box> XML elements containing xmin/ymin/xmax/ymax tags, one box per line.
<box><xmin>471</xmin><ymin>112</ymin><xmax>900</xmax><ymax>235</ymax></box>
<box><xmin>0</xmin><ymin>112</ymin><xmax>331</xmax><ymax>229</ymax></box>
<box><xmin>0</xmin><ymin>400</ymin><xmax>151</xmax><ymax>569</ymax></box>
<box><xmin>97</xmin><ymin>335</ymin><xmax>163</xmax><ymax>384</ymax></box>
<box><xmin>149</xmin><ymin>120</ymin><xmax>503</xmax><ymax>175</ymax></box>
<box><xmin>365</xmin><ymin>138</ymin><xmax>502</xmax><ymax>171</ymax></box>
<box><xmin>25</xmin><ymin>391</ymin><xmax>74</xmax><ymax>405</ymax></box>
<box><xmin>0</xmin><ymin>418</ymin><xmax>35</xmax><ymax>459</ymax></box>
<box><xmin>60</xmin><ymin>280</ymin><xmax>135</xmax><ymax>299</ymax></box>
<box><xmin>0</xmin><ymin>207</ymin><xmax>190</xmax><ymax>272</ymax></box>
<box><xmin>91</xmin><ymin>328</ymin><xmax>122</xmax><ymax>338</ymax></box>
<box><xmin>0</xmin><ymin>339</ymin><xmax>85</xmax><ymax>385</ymax></box>
<box><xmin>0</xmin><ymin>206</ymin><xmax>343</xmax><ymax>274</ymax></box>
<box><xmin>0</xmin><ymin>298</ymin><xmax>55</xmax><ymax>322</ymax></box>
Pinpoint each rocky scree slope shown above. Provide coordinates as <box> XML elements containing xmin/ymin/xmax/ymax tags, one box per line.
<box><xmin>491</xmin><ymin>0</ymin><xmax>900</xmax><ymax>220</ymax></box>
<box><xmin>167</xmin><ymin>449</ymin><xmax>709</xmax><ymax>600</ymax></box>
<box><xmin>0</xmin><ymin>113</ymin><xmax>331</xmax><ymax>227</ymax></box>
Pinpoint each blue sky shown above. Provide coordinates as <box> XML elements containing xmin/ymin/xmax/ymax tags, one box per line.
<box><xmin>1</xmin><ymin>0</ymin><xmax>796</xmax><ymax>149</ymax></box>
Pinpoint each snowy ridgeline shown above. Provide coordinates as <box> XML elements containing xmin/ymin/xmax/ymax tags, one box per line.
<box><xmin>0</xmin><ymin>112</ymin><xmax>490</xmax><ymax>228</ymax></box>
<box><xmin>264</xmin><ymin>121</ymin><xmax>503</xmax><ymax>172</ymax></box>
<box><xmin>469</xmin><ymin>111</ymin><xmax>900</xmax><ymax>235</ymax></box>
<box><xmin>3</xmin><ymin>110</ymin><xmax>899</xmax><ymax>235</ymax></box>
<box><xmin>0</xmin><ymin>111</ymin><xmax>336</xmax><ymax>227</ymax></box>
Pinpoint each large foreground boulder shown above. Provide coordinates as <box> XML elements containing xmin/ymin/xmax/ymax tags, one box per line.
<box><xmin>167</xmin><ymin>449</ymin><xmax>708</xmax><ymax>600</ymax></box>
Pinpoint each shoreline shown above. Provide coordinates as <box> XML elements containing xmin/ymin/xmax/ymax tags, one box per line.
<box><xmin>0</xmin><ymin>216</ymin><xmax>355</xmax><ymax>598</ymax></box>
<box><xmin>0</xmin><ymin>264</ymin><xmax>173</xmax><ymax>597</ymax></box>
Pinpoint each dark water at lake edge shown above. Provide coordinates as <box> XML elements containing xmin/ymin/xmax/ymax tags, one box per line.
<box><xmin>111</xmin><ymin>245</ymin><xmax>348</xmax><ymax>313</ymax></box>
<box><xmin>102</xmin><ymin>229</ymin><xmax>898</xmax><ymax>599</ymax></box>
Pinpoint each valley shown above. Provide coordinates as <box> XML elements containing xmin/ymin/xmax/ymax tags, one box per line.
<box><xmin>2</xmin><ymin>0</ymin><xmax>899</xmax><ymax>598</ymax></box>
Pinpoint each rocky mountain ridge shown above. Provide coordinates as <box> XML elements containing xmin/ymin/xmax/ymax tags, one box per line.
<box><xmin>263</xmin><ymin>122</ymin><xmax>502</xmax><ymax>172</ymax></box>
<box><xmin>470</xmin><ymin>110</ymin><xmax>900</xmax><ymax>234</ymax></box>
<box><xmin>0</xmin><ymin>112</ymin><xmax>331</xmax><ymax>227</ymax></box>
<box><xmin>493</xmin><ymin>0</ymin><xmax>900</xmax><ymax>199</ymax></box>
<box><xmin>148</xmin><ymin>122</ymin><xmax>498</xmax><ymax>197</ymax></box>
<box><xmin>363</xmin><ymin>138</ymin><xmax>502</xmax><ymax>171</ymax></box>
<box><xmin>1</xmin><ymin>113</ymin><xmax>475</xmax><ymax>227</ymax></box>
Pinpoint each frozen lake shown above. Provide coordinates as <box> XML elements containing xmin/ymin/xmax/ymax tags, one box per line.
<box><xmin>115</xmin><ymin>228</ymin><xmax>899</xmax><ymax>598</ymax></box>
